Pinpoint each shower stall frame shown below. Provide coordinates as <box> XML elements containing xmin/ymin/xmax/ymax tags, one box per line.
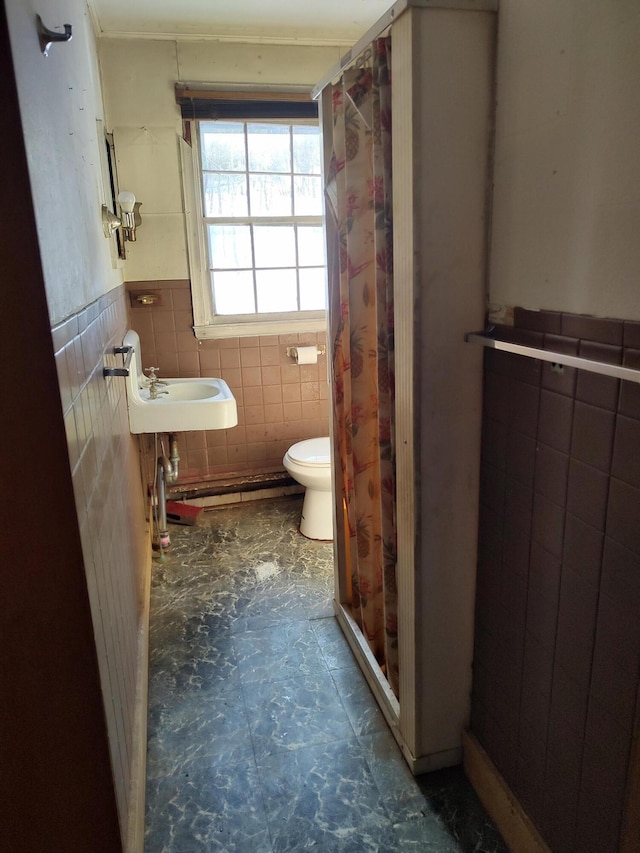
<box><xmin>315</xmin><ymin>0</ymin><xmax>498</xmax><ymax>775</ymax></box>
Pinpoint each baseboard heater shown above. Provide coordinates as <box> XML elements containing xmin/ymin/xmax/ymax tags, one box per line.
<box><xmin>167</xmin><ymin>470</ymin><xmax>298</xmax><ymax>501</ymax></box>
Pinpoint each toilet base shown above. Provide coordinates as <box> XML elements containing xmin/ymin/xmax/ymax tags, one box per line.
<box><xmin>300</xmin><ymin>487</ymin><xmax>334</xmax><ymax>540</ymax></box>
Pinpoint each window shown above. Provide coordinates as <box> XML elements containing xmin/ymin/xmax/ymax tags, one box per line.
<box><xmin>181</xmin><ymin>114</ymin><xmax>327</xmax><ymax>339</ymax></box>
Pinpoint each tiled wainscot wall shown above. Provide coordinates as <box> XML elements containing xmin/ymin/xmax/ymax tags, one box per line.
<box><xmin>126</xmin><ymin>280</ymin><xmax>330</xmax><ymax>487</ymax></box>
<box><xmin>471</xmin><ymin>308</ymin><xmax>640</xmax><ymax>852</ymax></box>
<box><xmin>51</xmin><ymin>285</ymin><xmax>148</xmax><ymax>831</ymax></box>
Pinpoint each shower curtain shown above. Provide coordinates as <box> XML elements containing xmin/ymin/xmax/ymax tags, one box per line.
<box><xmin>324</xmin><ymin>38</ymin><xmax>398</xmax><ymax>697</ymax></box>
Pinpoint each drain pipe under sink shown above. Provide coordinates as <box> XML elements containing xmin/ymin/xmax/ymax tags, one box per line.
<box><xmin>156</xmin><ymin>434</ymin><xmax>180</xmax><ymax>550</ymax></box>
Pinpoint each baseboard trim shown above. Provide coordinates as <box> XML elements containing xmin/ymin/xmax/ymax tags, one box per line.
<box><xmin>168</xmin><ymin>470</ymin><xmax>297</xmax><ymax>500</ymax></box>
<box><xmin>463</xmin><ymin>730</ymin><xmax>551</xmax><ymax>853</ymax></box>
<box><xmin>180</xmin><ymin>484</ymin><xmax>304</xmax><ymax>509</ymax></box>
<box><xmin>126</xmin><ymin>519</ymin><xmax>153</xmax><ymax>853</ymax></box>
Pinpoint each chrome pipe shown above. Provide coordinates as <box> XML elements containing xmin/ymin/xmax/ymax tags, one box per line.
<box><xmin>156</xmin><ymin>455</ymin><xmax>173</xmax><ymax>550</ymax></box>
<box><xmin>168</xmin><ymin>434</ymin><xmax>180</xmax><ymax>483</ymax></box>
<box><xmin>156</xmin><ymin>435</ymin><xmax>180</xmax><ymax>550</ymax></box>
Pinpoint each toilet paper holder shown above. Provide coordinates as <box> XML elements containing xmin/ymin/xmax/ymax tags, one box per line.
<box><xmin>286</xmin><ymin>344</ymin><xmax>326</xmax><ymax>361</ymax></box>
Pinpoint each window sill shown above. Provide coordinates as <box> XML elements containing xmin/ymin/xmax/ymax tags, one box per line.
<box><xmin>194</xmin><ymin>313</ymin><xmax>327</xmax><ymax>340</ymax></box>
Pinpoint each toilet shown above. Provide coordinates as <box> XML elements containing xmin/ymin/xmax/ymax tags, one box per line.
<box><xmin>283</xmin><ymin>437</ymin><xmax>333</xmax><ymax>540</ymax></box>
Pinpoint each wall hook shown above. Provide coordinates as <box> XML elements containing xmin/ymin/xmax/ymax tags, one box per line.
<box><xmin>36</xmin><ymin>14</ymin><xmax>72</xmax><ymax>57</ymax></box>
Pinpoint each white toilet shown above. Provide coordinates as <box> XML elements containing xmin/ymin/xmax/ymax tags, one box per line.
<box><xmin>283</xmin><ymin>437</ymin><xmax>334</xmax><ymax>540</ymax></box>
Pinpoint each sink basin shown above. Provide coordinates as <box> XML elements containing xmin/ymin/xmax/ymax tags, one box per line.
<box><xmin>121</xmin><ymin>330</ymin><xmax>238</xmax><ymax>434</ymax></box>
<box><xmin>154</xmin><ymin>382</ymin><xmax>222</xmax><ymax>402</ymax></box>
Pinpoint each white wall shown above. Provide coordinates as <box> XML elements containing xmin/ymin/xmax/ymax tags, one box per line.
<box><xmin>98</xmin><ymin>39</ymin><xmax>342</xmax><ymax>282</ymax></box>
<box><xmin>5</xmin><ymin>0</ymin><xmax>122</xmax><ymax>325</ymax></box>
<box><xmin>490</xmin><ymin>0</ymin><xmax>640</xmax><ymax>321</ymax></box>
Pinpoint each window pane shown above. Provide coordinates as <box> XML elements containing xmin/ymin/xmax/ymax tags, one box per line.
<box><xmin>212</xmin><ymin>270</ymin><xmax>255</xmax><ymax>314</ymax></box>
<box><xmin>247</xmin><ymin>123</ymin><xmax>291</xmax><ymax>173</ymax></box>
<box><xmin>299</xmin><ymin>268</ymin><xmax>326</xmax><ymax>310</ymax></box>
<box><xmin>256</xmin><ymin>269</ymin><xmax>297</xmax><ymax>313</ymax></box>
<box><xmin>293</xmin><ymin>175</ymin><xmax>322</xmax><ymax>215</ymax></box>
<box><xmin>297</xmin><ymin>226</ymin><xmax>325</xmax><ymax>266</ymax></box>
<box><xmin>249</xmin><ymin>174</ymin><xmax>292</xmax><ymax>216</ymax></box>
<box><xmin>292</xmin><ymin>126</ymin><xmax>321</xmax><ymax>175</ymax></box>
<box><xmin>254</xmin><ymin>225</ymin><xmax>296</xmax><ymax>268</ymax></box>
<box><xmin>202</xmin><ymin>173</ymin><xmax>248</xmax><ymax>217</ymax></box>
<box><xmin>196</xmin><ymin>119</ymin><xmax>326</xmax><ymax>326</ymax></box>
<box><xmin>208</xmin><ymin>225</ymin><xmax>252</xmax><ymax>269</ymax></box>
<box><xmin>200</xmin><ymin>122</ymin><xmax>246</xmax><ymax>171</ymax></box>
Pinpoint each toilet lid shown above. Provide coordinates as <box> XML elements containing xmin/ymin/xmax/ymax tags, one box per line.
<box><xmin>287</xmin><ymin>437</ymin><xmax>331</xmax><ymax>466</ymax></box>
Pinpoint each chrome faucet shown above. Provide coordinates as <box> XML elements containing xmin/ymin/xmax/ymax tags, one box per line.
<box><xmin>144</xmin><ymin>366</ymin><xmax>168</xmax><ymax>399</ymax></box>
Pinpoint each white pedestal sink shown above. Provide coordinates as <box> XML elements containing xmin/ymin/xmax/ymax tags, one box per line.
<box><xmin>121</xmin><ymin>330</ymin><xmax>237</xmax><ymax>434</ymax></box>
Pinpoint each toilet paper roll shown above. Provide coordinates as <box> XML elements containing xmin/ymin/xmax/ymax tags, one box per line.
<box><xmin>293</xmin><ymin>346</ymin><xmax>318</xmax><ymax>365</ymax></box>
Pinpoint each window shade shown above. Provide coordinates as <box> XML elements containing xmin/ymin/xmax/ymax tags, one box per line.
<box><xmin>175</xmin><ymin>86</ymin><xmax>318</xmax><ymax>120</ymax></box>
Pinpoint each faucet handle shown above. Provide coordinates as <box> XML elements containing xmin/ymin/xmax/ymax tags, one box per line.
<box><xmin>144</xmin><ymin>366</ymin><xmax>159</xmax><ymax>382</ymax></box>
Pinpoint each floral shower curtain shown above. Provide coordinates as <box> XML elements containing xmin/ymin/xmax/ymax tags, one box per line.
<box><xmin>325</xmin><ymin>38</ymin><xmax>398</xmax><ymax>697</ymax></box>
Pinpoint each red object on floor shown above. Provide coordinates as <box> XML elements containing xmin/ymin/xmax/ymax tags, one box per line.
<box><xmin>165</xmin><ymin>500</ymin><xmax>203</xmax><ymax>526</ymax></box>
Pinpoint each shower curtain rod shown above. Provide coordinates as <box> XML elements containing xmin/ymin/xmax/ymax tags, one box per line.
<box><xmin>311</xmin><ymin>0</ymin><xmax>499</xmax><ymax>99</ymax></box>
<box><xmin>465</xmin><ymin>331</ymin><xmax>640</xmax><ymax>384</ymax></box>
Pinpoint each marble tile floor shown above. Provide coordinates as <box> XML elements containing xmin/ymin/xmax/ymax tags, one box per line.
<box><xmin>145</xmin><ymin>496</ymin><xmax>507</xmax><ymax>853</ymax></box>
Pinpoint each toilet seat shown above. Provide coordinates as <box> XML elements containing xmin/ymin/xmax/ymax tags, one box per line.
<box><xmin>286</xmin><ymin>438</ymin><xmax>331</xmax><ymax>467</ymax></box>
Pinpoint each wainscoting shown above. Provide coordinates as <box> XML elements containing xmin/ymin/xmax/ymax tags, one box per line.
<box><xmin>52</xmin><ymin>286</ymin><xmax>149</xmax><ymax>845</ymax></box>
<box><xmin>125</xmin><ymin>279</ymin><xmax>329</xmax><ymax>486</ymax></box>
<box><xmin>471</xmin><ymin>308</ymin><xmax>640</xmax><ymax>851</ymax></box>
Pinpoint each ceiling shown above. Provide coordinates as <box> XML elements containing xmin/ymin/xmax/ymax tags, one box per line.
<box><xmin>88</xmin><ymin>0</ymin><xmax>393</xmax><ymax>45</ymax></box>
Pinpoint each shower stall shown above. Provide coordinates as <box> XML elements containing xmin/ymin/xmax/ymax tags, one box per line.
<box><xmin>315</xmin><ymin>0</ymin><xmax>497</xmax><ymax>774</ymax></box>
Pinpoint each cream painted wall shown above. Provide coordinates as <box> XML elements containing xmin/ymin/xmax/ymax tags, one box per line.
<box><xmin>490</xmin><ymin>0</ymin><xmax>640</xmax><ymax>320</ymax></box>
<box><xmin>98</xmin><ymin>39</ymin><xmax>342</xmax><ymax>282</ymax></box>
<box><xmin>99</xmin><ymin>2</ymin><xmax>640</xmax><ymax>319</ymax></box>
<box><xmin>5</xmin><ymin>0</ymin><xmax>122</xmax><ymax>325</ymax></box>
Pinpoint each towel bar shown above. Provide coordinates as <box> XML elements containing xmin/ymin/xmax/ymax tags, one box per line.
<box><xmin>465</xmin><ymin>331</ymin><xmax>640</xmax><ymax>385</ymax></box>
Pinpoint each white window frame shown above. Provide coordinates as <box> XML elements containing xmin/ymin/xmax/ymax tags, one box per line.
<box><xmin>180</xmin><ymin>121</ymin><xmax>327</xmax><ymax>340</ymax></box>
